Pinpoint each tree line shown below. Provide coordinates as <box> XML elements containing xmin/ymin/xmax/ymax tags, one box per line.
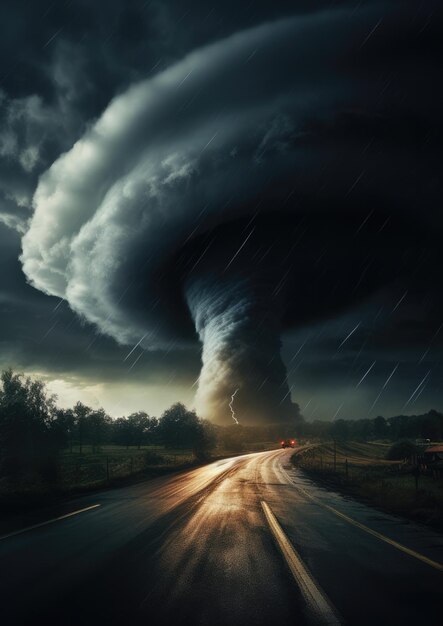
<box><xmin>1</xmin><ymin>367</ymin><xmax>441</xmax><ymax>483</ymax></box>
<box><xmin>300</xmin><ymin>411</ymin><xmax>443</xmax><ymax>442</ymax></box>
<box><xmin>0</xmin><ymin>369</ymin><xmax>216</xmax><ymax>481</ymax></box>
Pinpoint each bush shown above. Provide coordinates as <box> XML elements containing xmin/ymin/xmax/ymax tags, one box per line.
<box><xmin>386</xmin><ymin>439</ymin><xmax>418</xmax><ymax>461</ymax></box>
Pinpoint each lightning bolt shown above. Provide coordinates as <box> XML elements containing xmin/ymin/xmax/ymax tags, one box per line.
<box><xmin>229</xmin><ymin>388</ymin><xmax>240</xmax><ymax>425</ymax></box>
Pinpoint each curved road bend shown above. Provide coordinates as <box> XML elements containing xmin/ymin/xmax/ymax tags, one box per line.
<box><xmin>0</xmin><ymin>448</ymin><xmax>442</xmax><ymax>625</ymax></box>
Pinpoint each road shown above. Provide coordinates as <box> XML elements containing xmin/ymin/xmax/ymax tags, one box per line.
<box><xmin>0</xmin><ymin>448</ymin><xmax>442</xmax><ymax>626</ymax></box>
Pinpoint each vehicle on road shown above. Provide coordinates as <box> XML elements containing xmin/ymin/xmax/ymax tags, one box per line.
<box><xmin>281</xmin><ymin>439</ymin><xmax>296</xmax><ymax>448</ymax></box>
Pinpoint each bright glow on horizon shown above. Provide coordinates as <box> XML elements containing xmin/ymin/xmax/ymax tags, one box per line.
<box><xmin>42</xmin><ymin>376</ymin><xmax>196</xmax><ymax>418</ymax></box>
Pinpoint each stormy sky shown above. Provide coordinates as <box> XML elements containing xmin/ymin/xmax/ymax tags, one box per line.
<box><xmin>0</xmin><ymin>0</ymin><xmax>442</xmax><ymax>424</ymax></box>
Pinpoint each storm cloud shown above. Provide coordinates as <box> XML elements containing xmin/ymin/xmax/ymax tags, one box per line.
<box><xmin>1</xmin><ymin>1</ymin><xmax>441</xmax><ymax>423</ymax></box>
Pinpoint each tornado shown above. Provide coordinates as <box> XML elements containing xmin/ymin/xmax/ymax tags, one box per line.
<box><xmin>186</xmin><ymin>271</ymin><xmax>299</xmax><ymax>424</ymax></box>
<box><xmin>20</xmin><ymin>3</ymin><xmax>441</xmax><ymax>424</ymax></box>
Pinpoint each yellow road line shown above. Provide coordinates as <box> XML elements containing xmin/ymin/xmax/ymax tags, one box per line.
<box><xmin>280</xmin><ymin>466</ymin><xmax>443</xmax><ymax>573</ymax></box>
<box><xmin>261</xmin><ymin>500</ymin><xmax>342</xmax><ymax>625</ymax></box>
<box><xmin>0</xmin><ymin>504</ymin><xmax>101</xmax><ymax>541</ymax></box>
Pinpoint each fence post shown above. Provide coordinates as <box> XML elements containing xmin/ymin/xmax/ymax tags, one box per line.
<box><xmin>106</xmin><ymin>456</ymin><xmax>109</xmax><ymax>482</ymax></box>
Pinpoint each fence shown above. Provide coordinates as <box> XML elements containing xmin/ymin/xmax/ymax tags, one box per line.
<box><xmin>293</xmin><ymin>447</ymin><xmax>404</xmax><ymax>481</ymax></box>
<box><xmin>296</xmin><ymin>453</ymin><xmax>351</xmax><ymax>478</ymax></box>
<box><xmin>58</xmin><ymin>451</ymin><xmax>195</xmax><ymax>489</ymax></box>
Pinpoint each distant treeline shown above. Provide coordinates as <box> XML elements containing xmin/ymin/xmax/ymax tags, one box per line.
<box><xmin>299</xmin><ymin>411</ymin><xmax>443</xmax><ymax>442</ymax></box>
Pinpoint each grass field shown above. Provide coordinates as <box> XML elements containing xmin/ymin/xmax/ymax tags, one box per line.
<box><xmin>0</xmin><ymin>445</ymin><xmax>198</xmax><ymax>500</ymax></box>
<box><xmin>0</xmin><ymin>441</ymin><xmax>280</xmax><ymax>501</ymax></box>
<box><xmin>58</xmin><ymin>445</ymin><xmax>197</xmax><ymax>490</ymax></box>
<box><xmin>297</xmin><ymin>441</ymin><xmax>393</xmax><ymax>466</ymax></box>
<box><xmin>292</xmin><ymin>441</ymin><xmax>443</xmax><ymax>530</ymax></box>
<box><xmin>61</xmin><ymin>444</ymin><xmax>189</xmax><ymax>456</ymax></box>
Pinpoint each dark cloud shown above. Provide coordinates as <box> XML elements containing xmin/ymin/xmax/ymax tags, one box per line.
<box><xmin>0</xmin><ymin>1</ymin><xmax>442</xmax><ymax>423</ymax></box>
<box><xmin>0</xmin><ymin>224</ymin><xmax>199</xmax><ymax>391</ymax></box>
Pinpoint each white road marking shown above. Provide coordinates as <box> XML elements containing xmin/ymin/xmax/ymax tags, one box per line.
<box><xmin>0</xmin><ymin>504</ymin><xmax>101</xmax><ymax>541</ymax></box>
<box><xmin>279</xmin><ymin>464</ymin><xmax>443</xmax><ymax>573</ymax></box>
<box><xmin>261</xmin><ymin>500</ymin><xmax>342</xmax><ymax>625</ymax></box>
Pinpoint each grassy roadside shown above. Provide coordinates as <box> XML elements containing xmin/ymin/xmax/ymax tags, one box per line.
<box><xmin>0</xmin><ymin>443</ymin><xmax>279</xmax><ymax>536</ymax></box>
<box><xmin>0</xmin><ymin>459</ymin><xmax>210</xmax><ymax>538</ymax></box>
<box><xmin>0</xmin><ymin>443</ymin><xmax>280</xmax><ymax>512</ymax></box>
<box><xmin>291</xmin><ymin>442</ymin><xmax>443</xmax><ymax>531</ymax></box>
<box><xmin>1</xmin><ymin>445</ymin><xmax>196</xmax><ymax>501</ymax></box>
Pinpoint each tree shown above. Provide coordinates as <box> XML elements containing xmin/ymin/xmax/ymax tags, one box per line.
<box><xmin>351</xmin><ymin>418</ymin><xmax>373</xmax><ymax>441</ymax></box>
<box><xmin>53</xmin><ymin>408</ymin><xmax>76</xmax><ymax>451</ymax></box>
<box><xmin>88</xmin><ymin>408</ymin><xmax>111</xmax><ymax>452</ymax></box>
<box><xmin>112</xmin><ymin>417</ymin><xmax>133</xmax><ymax>448</ymax></box>
<box><xmin>157</xmin><ymin>403</ymin><xmax>202</xmax><ymax>449</ymax></box>
<box><xmin>308</xmin><ymin>420</ymin><xmax>332</xmax><ymax>440</ymax></box>
<box><xmin>126</xmin><ymin>412</ymin><xmax>150</xmax><ymax>449</ymax></box>
<box><xmin>145</xmin><ymin>416</ymin><xmax>159</xmax><ymax>445</ymax></box>
<box><xmin>373</xmin><ymin>416</ymin><xmax>388</xmax><ymax>439</ymax></box>
<box><xmin>73</xmin><ymin>402</ymin><xmax>91</xmax><ymax>454</ymax></box>
<box><xmin>388</xmin><ymin>415</ymin><xmax>415</xmax><ymax>440</ymax></box>
<box><xmin>420</xmin><ymin>410</ymin><xmax>443</xmax><ymax>441</ymax></box>
<box><xmin>157</xmin><ymin>404</ymin><xmax>217</xmax><ymax>459</ymax></box>
<box><xmin>111</xmin><ymin>413</ymin><xmax>158</xmax><ymax>448</ymax></box>
<box><xmin>0</xmin><ymin>368</ymin><xmax>58</xmax><ymax>478</ymax></box>
<box><xmin>331</xmin><ymin>419</ymin><xmax>349</xmax><ymax>441</ymax></box>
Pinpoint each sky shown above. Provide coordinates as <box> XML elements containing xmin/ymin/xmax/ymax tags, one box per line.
<box><xmin>0</xmin><ymin>0</ymin><xmax>442</xmax><ymax>424</ymax></box>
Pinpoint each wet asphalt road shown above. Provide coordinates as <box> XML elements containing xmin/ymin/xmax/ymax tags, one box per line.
<box><xmin>0</xmin><ymin>448</ymin><xmax>442</xmax><ymax>626</ymax></box>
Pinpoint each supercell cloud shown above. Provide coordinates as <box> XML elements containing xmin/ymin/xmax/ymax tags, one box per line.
<box><xmin>18</xmin><ymin>1</ymin><xmax>442</xmax><ymax>423</ymax></box>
